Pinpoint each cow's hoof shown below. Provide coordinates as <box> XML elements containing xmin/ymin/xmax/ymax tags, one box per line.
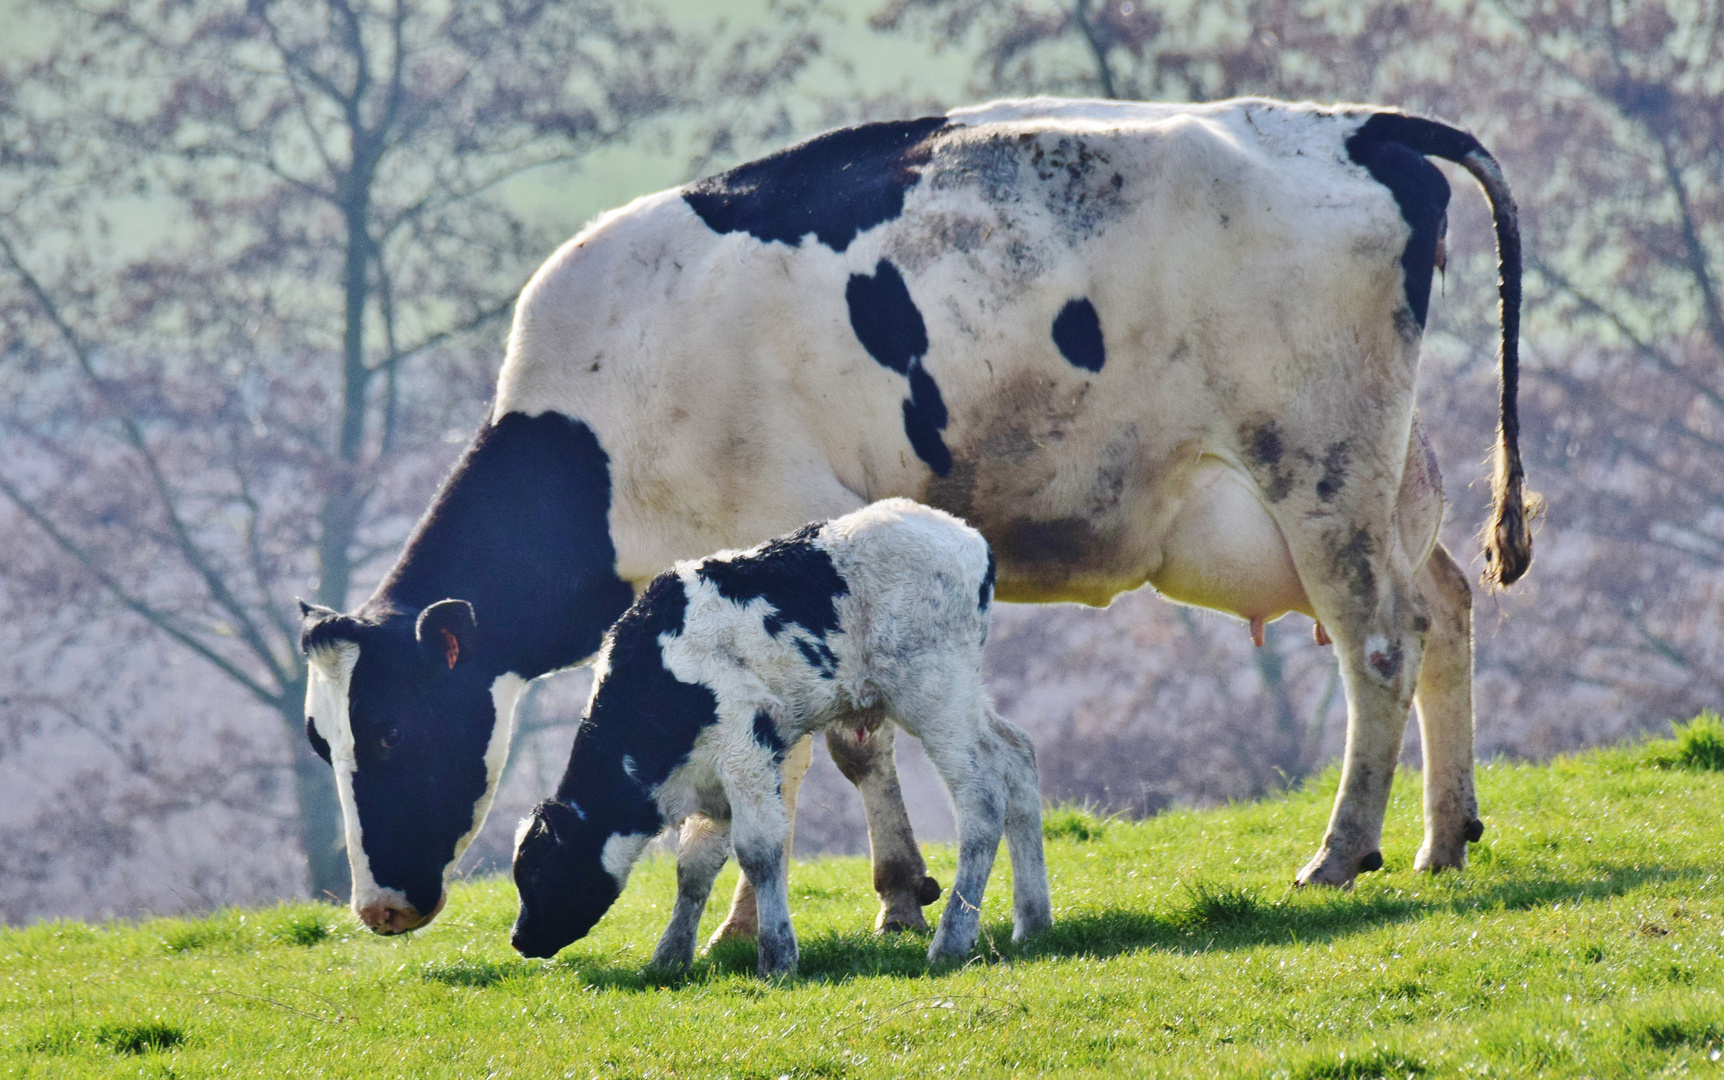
<box><xmin>877</xmin><ymin>905</ymin><xmax>931</xmax><ymax>935</ymax></box>
<box><xmin>1413</xmin><ymin>844</ymin><xmax>1466</xmax><ymax>873</ymax></box>
<box><xmin>918</xmin><ymin>875</ymin><xmax>943</xmax><ymax>906</ymax></box>
<box><xmin>1295</xmin><ymin>848</ymin><xmax>1360</xmax><ymax>889</ymax></box>
<box><xmin>705</xmin><ymin>916</ymin><xmax>758</xmax><ymax>947</ymax></box>
<box><xmin>1414</xmin><ymin>834</ymin><xmax>1475</xmax><ymax>874</ymax></box>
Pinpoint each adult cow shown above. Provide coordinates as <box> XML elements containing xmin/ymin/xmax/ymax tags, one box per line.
<box><xmin>300</xmin><ymin>96</ymin><xmax>1529</xmax><ymax>936</ymax></box>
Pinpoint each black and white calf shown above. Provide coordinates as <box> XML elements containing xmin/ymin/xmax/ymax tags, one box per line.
<box><xmin>509</xmin><ymin>500</ymin><xmax>1049</xmax><ymax>975</ymax></box>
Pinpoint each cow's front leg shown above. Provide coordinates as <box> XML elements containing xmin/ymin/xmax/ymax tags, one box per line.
<box><xmin>1295</xmin><ymin>550</ymin><xmax>1426</xmax><ymax>889</ymax></box>
<box><xmin>707</xmin><ymin>734</ymin><xmax>813</xmax><ymax>945</ymax></box>
<box><xmin>825</xmin><ymin>721</ymin><xmax>942</xmax><ymax>933</ymax></box>
<box><xmin>1411</xmin><ymin>543</ymin><xmax>1483</xmax><ymax>872</ymax></box>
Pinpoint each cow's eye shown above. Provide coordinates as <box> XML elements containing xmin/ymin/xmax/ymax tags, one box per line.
<box><xmin>380</xmin><ymin>727</ymin><xmax>401</xmax><ymax>749</ymax></box>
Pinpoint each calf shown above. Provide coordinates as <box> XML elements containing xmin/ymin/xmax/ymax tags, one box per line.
<box><xmin>509</xmin><ymin>499</ymin><xmax>1050</xmax><ymax>975</ymax></box>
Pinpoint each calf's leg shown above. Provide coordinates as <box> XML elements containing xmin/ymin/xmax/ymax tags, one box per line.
<box><xmin>1410</xmin><ymin>543</ymin><xmax>1483</xmax><ymax>872</ymax></box>
<box><xmin>910</xmin><ymin>691</ymin><xmax>1011</xmax><ymax>963</ymax></box>
<box><xmin>652</xmin><ymin>815</ymin><xmax>730</xmax><ymax>971</ymax></box>
<box><xmin>991</xmin><ymin>709</ymin><xmax>1052</xmax><ymax>940</ymax></box>
<box><xmin>708</xmin><ymin>734</ymin><xmax>813</xmax><ymax>945</ymax></box>
<box><xmin>728</xmin><ymin>792</ymin><xmax>798</xmax><ymax>977</ymax></box>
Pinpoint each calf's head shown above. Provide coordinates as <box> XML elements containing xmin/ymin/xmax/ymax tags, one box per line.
<box><xmin>510</xmin><ymin>799</ymin><xmax>645</xmax><ymax>958</ymax></box>
<box><xmin>300</xmin><ymin>598</ymin><xmax>524</xmax><ymax>934</ymax></box>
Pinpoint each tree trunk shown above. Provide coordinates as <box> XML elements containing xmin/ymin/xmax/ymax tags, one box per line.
<box><xmin>278</xmin><ymin>692</ymin><xmax>350</xmax><ymax>903</ymax></box>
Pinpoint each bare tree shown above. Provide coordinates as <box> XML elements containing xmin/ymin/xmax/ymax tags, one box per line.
<box><xmin>0</xmin><ymin>0</ymin><xmax>816</xmax><ymax>908</ymax></box>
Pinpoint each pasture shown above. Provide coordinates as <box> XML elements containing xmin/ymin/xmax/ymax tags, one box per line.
<box><xmin>5</xmin><ymin>718</ymin><xmax>1723</xmax><ymax>1079</ymax></box>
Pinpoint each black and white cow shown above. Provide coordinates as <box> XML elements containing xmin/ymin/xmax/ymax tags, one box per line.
<box><xmin>300</xmin><ymin>96</ymin><xmax>1530</xmax><ymax>936</ymax></box>
<box><xmin>509</xmin><ymin>499</ymin><xmax>1048</xmax><ymax>974</ymax></box>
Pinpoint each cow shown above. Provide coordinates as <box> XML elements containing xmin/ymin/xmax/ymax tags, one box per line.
<box><xmin>299</xmin><ymin>95</ymin><xmax>1529</xmax><ymax>938</ymax></box>
<box><xmin>508</xmin><ymin>499</ymin><xmax>1049</xmax><ymax>974</ymax></box>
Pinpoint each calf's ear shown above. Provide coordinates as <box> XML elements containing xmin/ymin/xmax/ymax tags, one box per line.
<box><xmin>416</xmin><ymin>599</ymin><xmax>478</xmax><ymax>671</ymax></box>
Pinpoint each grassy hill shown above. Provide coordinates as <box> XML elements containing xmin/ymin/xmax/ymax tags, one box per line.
<box><xmin>5</xmin><ymin>719</ymin><xmax>1724</xmax><ymax>1079</ymax></box>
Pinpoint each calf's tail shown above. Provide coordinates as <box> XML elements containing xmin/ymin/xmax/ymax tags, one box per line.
<box><xmin>1349</xmin><ymin>112</ymin><xmax>1533</xmax><ymax>588</ymax></box>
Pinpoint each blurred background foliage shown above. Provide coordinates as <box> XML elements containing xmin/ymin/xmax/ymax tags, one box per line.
<box><xmin>0</xmin><ymin>0</ymin><xmax>1719</xmax><ymax>922</ymax></box>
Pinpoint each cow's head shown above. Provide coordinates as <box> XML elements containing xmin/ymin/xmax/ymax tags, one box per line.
<box><xmin>299</xmin><ymin>598</ymin><xmax>524</xmax><ymax>935</ymax></box>
<box><xmin>510</xmin><ymin>799</ymin><xmax>646</xmax><ymax>958</ymax></box>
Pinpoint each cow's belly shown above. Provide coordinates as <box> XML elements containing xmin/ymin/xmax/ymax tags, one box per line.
<box><xmin>1145</xmin><ymin>458</ymin><xmax>1312</xmax><ymax>623</ymax></box>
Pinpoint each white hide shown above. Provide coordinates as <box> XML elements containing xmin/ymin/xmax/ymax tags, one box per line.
<box><xmin>491</xmin><ymin>96</ymin><xmax>1441</xmax><ymax>615</ymax></box>
<box><xmin>600</xmin><ymin>833</ymin><xmax>653</xmax><ymax>890</ymax></box>
<box><xmin>304</xmin><ymin>644</ymin><xmax>406</xmax><ymax>915</ymax></box>
<box><xmin>445</xmin><ymin>673</ymin><xmax>525</xmax><ymax>881</ymax></box>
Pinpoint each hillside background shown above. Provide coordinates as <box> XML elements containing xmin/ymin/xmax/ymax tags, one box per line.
<box><xmin>1</xmin><ymin>0</ymin><xmax>1720</xmax><ymax>922</ymax></box>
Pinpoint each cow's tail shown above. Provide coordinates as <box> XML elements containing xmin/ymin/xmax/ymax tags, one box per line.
<box><xmin>1351</xmin><ymin>112</ymin><xmax>1533</xmax><ymax>588</ymax></box>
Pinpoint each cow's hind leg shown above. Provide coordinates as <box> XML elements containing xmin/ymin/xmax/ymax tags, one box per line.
<box><xmin>1296</xmin><ymin>572</ymin><xmax>1427</xmax><ymax>883</ymax></box>
<box><xmin>707</xmin><ymin>733</ymin><xmax>813</xmax><ymax>946</ymax></box>
<box><xmin>652</xmin><ymin>814</ymin><xmax>730</xmax><ymax>971</ymax></box>
<box><xmin>825</xmin><ymin>721</ymin><xmax>942</xmax><ymax>933</ymax></box>
<box><xmin>1411</xmin><ymin>543</ymin><xmax>1482</xmax><ymax>872</ymax></box>
<box><xmin>1286</xmin><ymin>523</ymin><xmax>1427</xmax><ymax>889</ymax></box>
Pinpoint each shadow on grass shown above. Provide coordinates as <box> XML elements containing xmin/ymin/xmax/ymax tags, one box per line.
<box><xmin>1010</xmin><ymin>862</ymin><xmax>1715</xmax><ymax>966</ymax></box>
<box><xmin>421</xmin><ymin>861</ymin><xmax>1710</xmax><ymax>990</ymax></box>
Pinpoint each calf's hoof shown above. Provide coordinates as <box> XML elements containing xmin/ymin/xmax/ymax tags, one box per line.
<box><xmin>648</xmin><ymin>949</ymin><xmax>694</xmax><ymax>973</ymax></box>
<box><xmin>755</xmin><ymin>937</ymin><xmax>798</xmax><ymax>978</ymax></box>
<box><xmin>1012</xmin><ymin>908</ymin><xmax>1054</xmax><ymax>942</ymax></box>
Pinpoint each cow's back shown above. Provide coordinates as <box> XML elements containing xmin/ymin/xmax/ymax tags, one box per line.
<box><xmin>493</xmin><ymin>99</ymin><xmax>1421</xmax><ymax>605</ymax></box>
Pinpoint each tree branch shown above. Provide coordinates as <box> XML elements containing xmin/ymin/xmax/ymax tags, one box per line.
<box><xmin>1070</xmin><ymin>0</ymin><xmax>1119</xmax><ymax>99</ymax></box>
<box><xmin>364</xmin><ymin>292</ymin><xmax>517</xmax><ymax>374</ymax></box>
<box><xmin>1527</xmin><ymin>253</ymin><xmax>1724</xmax><ymax>415</ymax></box>
<box><xmin>0</xmin><ymin>231</ymin><xmax>292</xmax><ymax>691</ymax></box>
<box><xmin>1657</xmin><ymin>134</ymin><xmax>1724</xmax><ymax>356</ymax></box>
<box><xmin>0</xmin><ymin>471</ymin><xmax>282</xmax><ymax>709</ymax></box>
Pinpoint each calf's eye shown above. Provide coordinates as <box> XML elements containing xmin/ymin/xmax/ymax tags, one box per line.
<box><xmin>380</xmin><ymin>727</ymin><xmax>401</xmax><ymax>749</ymax></box>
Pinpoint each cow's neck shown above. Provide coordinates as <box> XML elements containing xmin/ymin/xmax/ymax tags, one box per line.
<box><xmin>362</xmin><ymin>410</ymin><xmax>636</xmax><ymax>681</ymax></box>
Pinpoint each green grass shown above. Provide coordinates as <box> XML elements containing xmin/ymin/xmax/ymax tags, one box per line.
<box><xmin>6</xmin><ymin>720</ymin><xmax>1724</xmax><ymax>1078</ymax></box>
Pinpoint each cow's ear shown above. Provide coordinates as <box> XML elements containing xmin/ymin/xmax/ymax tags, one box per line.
<box><xmin>416</xmin><ymin>599</ymin><xmax>477</xmax><ymax>671</ymax></box>
<box><xmin>298</xmin><ymin>598</ymin><xmax>368</xmax><ymax>654</ymax></box>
